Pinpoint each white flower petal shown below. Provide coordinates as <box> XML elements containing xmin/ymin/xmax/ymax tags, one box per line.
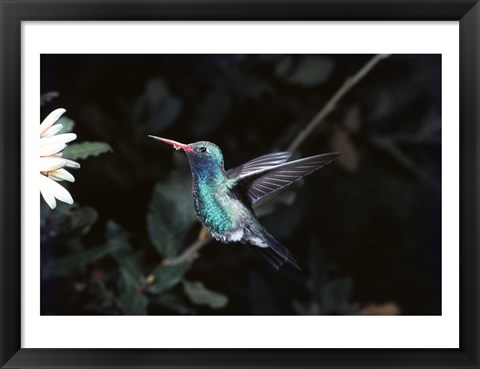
<box><xmin>39</xmin><ymin>173</ymin><xmax>74</xmax><ymax>205</ymax></box>
<box><xmin>42</xmin><ymin>123</ymin><xmax>64</xmax><ymax>138</ymax></box>
<box><xmin>40</xmin><ymin>174</ymin><xmax>57</xmax><ymax>209</ymax></box>
<box><xmin>40</xmin><ymin>157</ymin><xmax>68</xmax><ymax>172</ymax></box>
<box><xmin>40</xmin><ymin>142</ymin><xmax>67</xmax><ymax>157</ymax></box>
<box><xmin>40</xmin><ymin>191</ymin><xmax>57</xmax><ymax>209</ymax></box>
<box><xmin>48</xmin><ymin>168</ymin><xmax>75</xmax><ymax>182</ymax></box>
<box><xmin>65</xmin><ymin>159</ymin><xmax>81</xmax><ymax>169</ymax></box>
<box><xmin>40</xmin><ymin>133</ymin><xmax>77</xmax><ymax>146</ymax></box>
<box><xmin>40</xmin><ymin>108</ymin><xmax>66</xmax><ymax>137</ymax></box>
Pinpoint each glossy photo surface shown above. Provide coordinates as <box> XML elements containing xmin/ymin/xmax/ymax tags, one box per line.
<box><xmin>40</xmin><ymin>54</ymin><xmax>441</xmax><ymax>316</ymax></box>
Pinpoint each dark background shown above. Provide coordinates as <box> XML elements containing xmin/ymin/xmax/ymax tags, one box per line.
<box><xmin>40</xmin><ymin>54</ymin><xmax>441</xmax><ymax>315</ymax></box>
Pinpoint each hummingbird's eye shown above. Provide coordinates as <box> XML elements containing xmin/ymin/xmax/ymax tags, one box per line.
<box><xmin>198</xmin><ymin>147</ymin><xmax>207</xmax><ymax>153</ymax></box>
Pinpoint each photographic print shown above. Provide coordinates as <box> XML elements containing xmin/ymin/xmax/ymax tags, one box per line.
<box><xmin>40</xmin><ymin>54</ymin><xmax>441</xmax><ymax>316</ymax></box>
<box><xmin>2</xmin><ymin>1</ymin><xmax>478</xmax><ymax>366</ymax></box>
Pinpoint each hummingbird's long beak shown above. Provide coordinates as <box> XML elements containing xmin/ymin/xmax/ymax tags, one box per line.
<box><xmin>148</xmin><ymin>135</ymin><xmax>194</xmax><ymax>152</ymax></box>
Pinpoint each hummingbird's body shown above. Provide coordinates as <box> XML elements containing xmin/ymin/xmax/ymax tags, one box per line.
<box><xmin>184</xmin><ymin>142</ymin><xmax>271</xmax><ymax>250</ymax></box>
<box><xmin>150</xmin><ymin>136</ymin><xmax>339</xmax><ymax>270</ymax></box>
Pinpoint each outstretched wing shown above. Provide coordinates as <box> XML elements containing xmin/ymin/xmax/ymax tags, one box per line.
<box><xmin>227</xmin><ymin>152</ymin><xmax>292</xmax><ymax>179</ymax></box>
<box><xmin>232</xmin><ymin>152</ymin><xmax>340</xmax><ymax>205</ymax></box>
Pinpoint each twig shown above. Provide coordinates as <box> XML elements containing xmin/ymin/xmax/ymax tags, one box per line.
<box><xmin>164</xmin><ymin>54</ymin><xmax>390</xmax><ymax>266</ymax></box>
<box><xmin>287</xmin><ymin>54</ymin><xmax>390</xmax><ymax>152</ymax></box>
<box><xmin>163</xmin><ymin>227</ymin><xmax>212</xmax><ymax>266</ymax></box>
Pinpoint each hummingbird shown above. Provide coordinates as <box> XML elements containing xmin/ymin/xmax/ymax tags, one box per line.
<box><xmin>149</xmin><ymin>135</ymin><xmax>339</xmax><ymax>270</ymax></box>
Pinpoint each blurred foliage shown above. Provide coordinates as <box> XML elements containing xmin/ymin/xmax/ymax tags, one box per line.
<box><xmin>63</xmin><ymin>142</ymin><xmax>113</xmax><ymax>161</ymax></box>
<box><xmin>56</xmin><ymin>116</ymin><xmax>75</xmax><ymax>134</ymax></box>
<box><xmin>183</xmin><ymin>280</ymin><xmax>228</xmax><ymax>309</ymax></box>
<box><xmin>278</xmin><ymin>56</ymin><xmax>335</xmax><ymax>87</ymax></box>
<box><xmin>52</xmin><ymin>115</ymin><xmax>113</xmax><ymax>160</ymax></box>
<box><xmin>41</xmin><ymin>54</ymin><xmax>441</xmax><ymax>315</ymax></box>
<box><xmin>147</xmin><ymin>163</ymin><xmax>197</xmax><ymax>258</ymax></box>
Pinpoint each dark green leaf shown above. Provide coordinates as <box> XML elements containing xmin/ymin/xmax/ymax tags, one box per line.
<box><xmin>106</xmin><ymin>221</ymin><xmax>145</xmax><ymax>286</ymax></box>
<box><xmin>147</xmin><ymin>195</ymin><xmax>177</xmax><ymax>258</ymax></box>
<box><xmin>45</xmin><ymin>243</ymin><xmax>118</xmax><ymax>278</ymax></box>
<box><xmin>289</xmin><ymin>57</ymin><xmax>334</xmax><ymax>87</ymax></box>
<box><xmin>112</xmin><ymin>250</ymin><xmax>145</xmax><ymax>286</ymax></box>
<box><xmin>67</xmin><ymin>206</ymin><xmax>99</xmax><ymax>236</ymax></box>
<box><xmin>321</xmin><ymin>277</ymin><xmax>353</xmax><ymax>314</ymax></box>
<box><xmin>108</xmin><ymin>221</ymin><xmax>149</xmax><ymax>315</ymax></box>
<box><xmin>135</xmin><ymin>78</ymin><xmax>182</xmax><ymax>133</ymax></box>
<box><xmin>183</xmin><ymin>280</ymin><xmax>228</xmax><ymax>309</ymax></box>
<box><xmin>45</xmin><ymin>205</ymin><xmax>99</xmax><ymax>240</ymax></box>
<box><xmin>149</xmin><ymin>292</ymin><xmax>192</xmax><ymax>314</ymax></box>
<box><xmin>56</xmin><ymin>116</ymin><xmax>75</xmax><ymax>134</ymax></box>
<box><xmin>148</xmin><ymin>263</ymin><xmax>191</xmax><ymax>294</ymax></box>
<box><xmin>63</xmin><ymin>141</ymin><xmax>112</xmax><ymax>160</ymax></box>
<box><xmin>116</xmin><ymin>271</ymin><xmax>149</xmax><ymax>315</ymax></box>
<box><xmin>147</xmin><ymin>166</ymin><xmax>198</xmax><ymax>258</ymax></box>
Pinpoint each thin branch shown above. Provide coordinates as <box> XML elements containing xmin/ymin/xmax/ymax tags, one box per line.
<box><xmin>287</xmin><ymin>54</ymin><xmax>390</xmax><ymax>153</ymax></box>
<box><xmin>164</xmin><ymin>54</ymin><xmax>390</xmax><ymax>266</ymax></box>
<box><xmin>163</xmin><ymin>227</ymin><xmax>212</xmax><ymax>266</ymax></box>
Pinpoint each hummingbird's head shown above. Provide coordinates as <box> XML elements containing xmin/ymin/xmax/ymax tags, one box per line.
<box><xmin>149</xmin><ymin>136</ymin><xmax>225</xmax><ymax>172</ymax></box>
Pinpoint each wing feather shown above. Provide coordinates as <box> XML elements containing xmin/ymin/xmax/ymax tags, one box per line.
<box><xmin>227</xmin><ymin>152</ymin><xmax>292</xmax><ymax>179</ymax></box>
<box><xmin>234</xmin><ymin>152</ymin><xmax>340</xmax><ymax>205</ymax></box>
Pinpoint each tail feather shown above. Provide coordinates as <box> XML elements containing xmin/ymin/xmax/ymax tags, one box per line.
<box><xmin>252</xmin><ymin>233</ymin><xmax>301</xmax><ymax>271</ymax></box>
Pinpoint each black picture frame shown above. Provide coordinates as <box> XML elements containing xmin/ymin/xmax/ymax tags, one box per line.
<box><xmin>1</xmin><ymin>1</ymin><xmax>479</xmax><ymax>368</ymax></box>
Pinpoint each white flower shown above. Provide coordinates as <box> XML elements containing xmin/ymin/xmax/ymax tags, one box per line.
<box><xmin>40</xmin><ymin>108</ymin><xmax>80</xmax><ymax>209</ymax></box>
